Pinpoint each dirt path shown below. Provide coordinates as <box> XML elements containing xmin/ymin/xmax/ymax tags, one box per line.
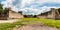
<box><xmin>16</xmin><ymin>26</ymin><xmax>58</xmax><ymax>30</ymax></box>
<box><xmin>13</xmin><ymin>23</ymin><xmax>59</xmax><ymax>30</ymax></box>
<box><xmin>0</xmin><ymin>19</ymin><xmax>19</xmax><ymax>23</ymax></box>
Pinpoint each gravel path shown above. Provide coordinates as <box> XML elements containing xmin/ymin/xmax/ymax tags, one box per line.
<box><xmin>13</xmin><ymin>23</ymin><xmax>59</xmax><ymax>30</ymax></box>
<box><xmin>17</xmin><ymin>26</ymin><xmax>58</xmax><ymax>30</ymax></box>
<box><xmin>0</xmin><ymin>19</ymin><xmax>19</xmax><ymax>23</ymax></box>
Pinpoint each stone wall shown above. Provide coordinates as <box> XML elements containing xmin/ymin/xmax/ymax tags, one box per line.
<box><xmin>0</xmin><ymin>8</ymin><xmax>24</xmax><ymax>20</ymax></box>
<box><xmin>9</xmin><ymin>10</ymin><xmax>24</xmax><ymax>19</ymax></box>
<box><xmin>37</xmin><ymin>8</ymin><xmax>58</xmax><ymax>19</ymax></box>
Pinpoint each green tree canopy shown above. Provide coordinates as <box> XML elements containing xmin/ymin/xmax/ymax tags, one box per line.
<box><xmin>0</xmin><ymin>4</ymin><xmax>4</xmax><ymax>14</ymax></box>
<box><xmin>57</xmin><ymin>8</ymin><xmax>60</xmax><ymax>13</ymax></box>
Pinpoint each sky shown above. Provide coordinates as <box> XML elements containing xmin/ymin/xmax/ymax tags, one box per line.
<box><xmin>0</xmin><ymin>0</ymin><xmax>60</xmax><ymax>15</ymax></box>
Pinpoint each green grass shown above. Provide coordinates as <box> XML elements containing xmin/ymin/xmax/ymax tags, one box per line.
<box><xmin>0</xmin><ymin>18</ymin><xmax>60</xmax><ymax>30</ymax></box>
<box><xmin>20</xmin><ymin>18</ymin><xmax>60</xmax><ymax>28</ymax></box>
<box><xmin>0</xmin><ymin>21</ymin><xmax>24</xmax><ymax>30</ymax></box>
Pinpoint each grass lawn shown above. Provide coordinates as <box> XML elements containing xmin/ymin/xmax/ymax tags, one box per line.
<box><xmin>0</xmin><ymin>18</ymin><xmax>60</xmax><ymax>30</ymax></box>
<box><xmin>0</xmin><ymin>21</ymin><xmax>24</xmax><ymax>30</ymax></box>
<box><xmin>20</xmin><ymin>18</ymin><xmax>60</xmax><ymax>28</ymax></box>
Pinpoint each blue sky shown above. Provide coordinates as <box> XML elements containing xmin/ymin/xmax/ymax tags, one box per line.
<box><xmin>0</xmin><ymin>0</ymin><xmax>60</xmax><ymax>15</ymax></box>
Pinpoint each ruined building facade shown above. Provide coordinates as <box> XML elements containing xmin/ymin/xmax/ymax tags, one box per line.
<box><xmin>0</xmin><ymin>8</ymin><xmax>24</xmax><ymax>20</ymax></box>
<box><xmin>37</xmin><ymin>8</ymin><xmax>60</xmax><ymax>19</ymax></box>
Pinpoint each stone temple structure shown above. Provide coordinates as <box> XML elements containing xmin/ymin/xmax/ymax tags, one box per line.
<box><xmin>0</xmin><ymin>7</ymin><xmax>24</xmax><ymax>20</ymax></box>
<box><xmin>37</xmin><ymin>8</ymin><xmax>60</xmax><ymax>20</ymax></box>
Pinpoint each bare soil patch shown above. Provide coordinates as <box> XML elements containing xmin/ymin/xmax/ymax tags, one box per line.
<box><xmin>13</xmin><ymin>23</ymin><xmax>59</xmax><ymax>30</ymax></box>
<box><xmin>0</xmin><ymin>19</ymin><xmax>19</xmax><ymax>23</ymax></box>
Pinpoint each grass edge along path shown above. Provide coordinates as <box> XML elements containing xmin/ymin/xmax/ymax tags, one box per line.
<box><xmin>0</xmin><ymin>18</ymin><xmax>60</xmax><ymax>30</ymax></box>
<box><xmin>20</xmin><ymin>18</ymin><xmax>60</xmax><ymax>28</ymax></box>
<box><xmin>0</xmin><ymin>20</ymin><xmax>24</xmax><ymax>30</ymax></box>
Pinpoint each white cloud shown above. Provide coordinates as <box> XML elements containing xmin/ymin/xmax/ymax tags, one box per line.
<box><xmin>37</xmin><ymin>0</ymin><xmax>60</xmax><ymax>4</ymax></box>
<box><xmin>1</xmin><ymin>0</ymin><xmax>19</xmax><ymax>12</ymax></box>
<box><xmin>11</xmin><ymin>6</ymin><xmax>18</xmax><ymax>12</ymax></box>
<box><xmin>19</xmin><ymin>0</ymin><xmax>35</xmax><ymax>8</ymax></box>
<box><xmin>19</xmin><ymin>7</ymin><xmax>45</xmax><ymax>15</ymax></box>
<box><xmin>16</xmin><ymin>0</ymin><xmax>60</xmax><ymax>15</ymax></box>
<box><xmin>1</xmin><ymin>0</ymin><xmax>15</xmax><ymax>9</ymax></box>
<box><xmin>19</xmin><ymin>0</ymin><xmax>60</xmax><ymax>8</ymax></box>
<box><xmin>1</xmin><ymin>0</ymin><xmax>60</xmax><ymax>15</ymax></box>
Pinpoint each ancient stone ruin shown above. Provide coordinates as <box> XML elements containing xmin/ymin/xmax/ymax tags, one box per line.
<box><xmin>0</xmin><ymin>7</ymin><xmax>24</xmax><ymax>20</ymax></box>
<box><xmin>37</xmin><ymin>8</ymin><xmax>60</xmax><ymax>20</ymax></box>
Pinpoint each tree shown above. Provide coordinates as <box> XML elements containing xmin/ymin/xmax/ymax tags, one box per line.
<box><xmin>57</xmin><ymin>8</ymin><xmax>60</xmax><ymax>13</ymax></box>
<box><xmin>18</xmin><ymin>11</ymin><xmax>22</xmax><ymax>15</ymax></box>
<box><xmin>34</xmin><ymin>15</ymin><xmax>37</xmax><ymax>18</ymax></box>
<box><xmin>0</xmin><ymin>4</ymin><xmax>4</xmax><ymax>14</ymax></box>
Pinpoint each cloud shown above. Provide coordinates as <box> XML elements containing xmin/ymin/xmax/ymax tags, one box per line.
<box><xmin>19</xmin><ymin>0</ymin><xmax>35</xmax><ymax>8</ymax></box>
<box><xmin>37</xmin><ymin>0</ymin><xmax>60</xmax><ymax>4</ymax></box>
<box><xmin>1</xmin><ymin>0</ymin><xmax>19</xmax><ymax>12</ymax></box>
<box><xmin>1</xmin><ymin>0</ymin><xmax>60</xmax><ymax>15</ymax></box>
<box><xmin>18</xmin><ymin>0</ymin><xmax>60</xmax><ymax>9</ymax></box>
<box><xmin>1</xmin><ymin>0</ymin><xmax>15</xmax><ymax>9</ymax></box>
